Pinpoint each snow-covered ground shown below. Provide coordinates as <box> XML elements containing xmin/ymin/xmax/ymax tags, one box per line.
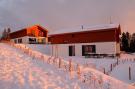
<box><xmin>26</xmin><ymin>44</ymin><xmax>135</xmax><ymax>85</ymax></box>
<box><xmin>26</xmin><ymin>44</ymin><xmax>51</xmax><ymax>55</ymax></box>
<box><xmin>110</xmin><ymin>62</ymin><xmax>135</xmax><ymax>84</ymax></box>
<box><xmin>0</xmin><ymin>43</ymin><xmax>81</xmax><ymax>89</ymax></box>
<box><xmin>0</xmin><ymin>43</ymin><xmax>134</xmax><ymax>89</ymax></box>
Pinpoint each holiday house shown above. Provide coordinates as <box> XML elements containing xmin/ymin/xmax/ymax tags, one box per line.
<box><xmin>48</xmin><ymin>24</ymin><xmax>121</xmax><ymax>57</ymax></box>
<box><xmin>10</xmin><ymin>25</ymin><xmax>48</xmax><ymax>44</ymax></box>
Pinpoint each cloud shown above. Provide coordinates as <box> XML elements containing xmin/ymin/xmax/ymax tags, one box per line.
<box><xmin>0</xmin><ymin>0</ymin><xmax>135</xmax><ymax>34</ymax></box>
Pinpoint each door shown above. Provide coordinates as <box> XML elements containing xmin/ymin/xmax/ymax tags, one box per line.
<box><xmin>69</xmin><ymin>46</ymin><xmax>75</xmax><ymax>56</ymax></box>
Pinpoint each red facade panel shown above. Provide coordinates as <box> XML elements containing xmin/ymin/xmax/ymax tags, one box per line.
<box><xmin>49</xmin><ymin>28</ymin><xmax>121</xmax><ymax>44</ymax></box>
<box><xmin>10</xmin><ymin>29</ymin><xmax>27</xmax><ymax>39</ymax></box>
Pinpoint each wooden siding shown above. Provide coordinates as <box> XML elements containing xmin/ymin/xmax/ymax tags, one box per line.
<box><xmin>27</xmin><ymin>25</ymin><xmax>48</xmax><ymax>37</ymax></box>
<box><xmin>10</xmin><ymin>25</ymin><xmax>48</xmax><ymax>39</ymax></box>
<box><xmin>49</xmin><ymin>28</ymin><xmax>121</xmax><ymax>44</ymax></box>
<box><xmin>10</xmin><ymin>29</ymin><xmax>27</xmax><ymax>39</ymax></box>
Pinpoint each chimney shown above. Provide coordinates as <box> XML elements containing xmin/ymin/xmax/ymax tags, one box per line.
<box><xmin>81</xmin><ymin>25</ymin><xmax>84</xmax><ymax>30</ymax></box>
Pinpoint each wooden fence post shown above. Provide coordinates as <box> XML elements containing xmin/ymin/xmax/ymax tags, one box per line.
<box><xmin>104</xmin><ymin>68</ymin><xmax>106</xmax><ymax>74</ymax></box>
<box><xmin>69</xmin><ymin>59</ymin><xmax>72</xmax><ymax>72</ymax></box>
<box><xmin>129</xmin><ymin>66</ymin><xmax>131</xmax><ymax>80</ymax></box>
<box><xmin>59</xmin><ymin>58</ymin><xmax>61</xmax><ymax>68</ymax></box>
<box><xmin>110</xmin><ymin>64</ymin><xmax>112</xmax><ymax>71</ymax></box>
<box><xmin>117</xmin><ymin>58</ymin><xmax>119</xmax><ymax>65</ymax></box>
<box><xmin>77</xmin><ymin>64</ymin><xmax>81</xmax><ymax>79</ymax></box>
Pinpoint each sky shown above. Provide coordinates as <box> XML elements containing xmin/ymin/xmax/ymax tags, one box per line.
<box><xmin>0</xmin><ymin>0</ymin><xmax>135</xmax><ymax>34</ymax></box>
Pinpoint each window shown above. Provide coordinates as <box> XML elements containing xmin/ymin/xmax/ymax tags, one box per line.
<box><xmin>29</xmin><ymin>38</ymin><xmax>36</xmax><ymax>44</ymax></box>
<box><xmin>31</xmin><ymin>30</ymin><xmax>35</xmax><ymax>36</ymax></box>
<box><xmin>82</xmin><ymin>45</ymin><xmax>96</xmax><ymax>56</ymax></box>
<box><xmin>14</xmin><ymin>39</ymin><xmax>17</xmax><ymax>43</ymax></box>
<box><xmin>18</xmin><ymin>39</ymin><xmax>22</xmax><ymax>43</ymax></box>
<box><xmin>38</xmin><ymin>31</ymin><xmax>43</xmax><ymax>37</ymax></box>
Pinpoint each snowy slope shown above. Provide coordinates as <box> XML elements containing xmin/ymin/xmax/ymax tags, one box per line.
<box><xmin>26</xmin><ymin>44</ymin><xmax>51</xmax><ymax>55</ymax></box>
<box><xmin>110</xmin><ymin>62</ymin><xmax>135</xmax><ymax>84</ymax></box>
<box><xmin>0</xmin><ymin>43</ymin><xmax>82</xmax><ymax>89</ymax></box>
<box><xmin>24</xmin><ymin>44</ymin><xmax>135</xmax><ymax>85</ymax></box>
<box><xmin>7</xmin><ymin>43</ymin><xmax>135</xmax><ymax>89</ymax></box>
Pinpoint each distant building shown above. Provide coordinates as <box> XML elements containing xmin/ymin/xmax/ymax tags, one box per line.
<box><xmin>48</xmin><ymin>24</ymin><xmax>121</xmax><ymax>57</ymax></box>
<box><xmin>10</xmin><ymin>25</ymin><xmax>48</xmax><ymax>44</ymax></box>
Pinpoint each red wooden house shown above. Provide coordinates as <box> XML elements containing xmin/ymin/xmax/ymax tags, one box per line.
<box><xmin>10</xmin><ymin>25</ymin><xmax>48</xmax><ymax>44</ymax></box>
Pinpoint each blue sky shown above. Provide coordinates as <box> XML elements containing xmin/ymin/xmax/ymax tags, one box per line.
<box><xmin>0</xmin><ymin>0</ymin><xmax>135</xmax><ymax>33</ymax></box>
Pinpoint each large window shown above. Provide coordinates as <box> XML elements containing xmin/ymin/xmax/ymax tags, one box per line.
<box><xmin>29</xmin><ymin>38</ymin><xmax>36</xmax><ymax>44</ymax></box>
<box><xmin>82</xmin><ymin>45</ymin><xmax>96</xmax><ymax>56</ymax></box>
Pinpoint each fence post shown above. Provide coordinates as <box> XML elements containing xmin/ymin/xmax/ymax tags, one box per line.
<box><xmin>111</xmin><ymin>64</ymin><xmax>113</xmax><ymax>71</ymax></box>
<box><xmin>69</xmin><ymin>59</ymin><xmax>72</xmax><ymax>72</ymax></box>
<box><xmin>77</xmin><ymin>64</ymin><xmax>81</xmax><ymax>79</ymax></box>
<box><xmin>59</xmin><ymin>58</ymin><xmax>61</xmax><ymax>68</ymax></box>
<box><xmin>117</xmin><ymin>58</ymin><xmax>119</xmax><ymax>65</ymax></box>
<box><xmin>69</xmin><ymin>59</ymin><xmax>73</xmax><ymax>79</ymax></box>
<box><xmin>104</xmin><ymin>68</ymin><xmax>106</xmax><ymax>74</ymax></box>
<box><xmin>129</xmin><ymin>66</ymin><xmax>131</xmax><ymax>80</ymax></box>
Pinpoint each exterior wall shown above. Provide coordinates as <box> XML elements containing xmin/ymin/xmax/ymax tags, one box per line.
<box><xmin>116</xmin><ymin>43</ymin><xmax>121</xmax><ymax>54</ymax></box>
<box><xmin>10</xmin><ymin>36</ymin><xmax>47</xmax><ymax>44</ymax></box>
<box><xmin>27</xmin><ymin>25</ymin><xmax>48</xmax><ymax>37</ymax></box>
<box><xmin>50</xmin><ymin>42</ymin><xmax>118</xmax><ymax>57</ymax></box>
<box><xmin>11</xmin><ymin>36</ymin><xmax>29</xmax><ymax>44</ymax></box>
<box><xmin>10</xmin><ymin>25</ymin><xmax>48</xmax><ymax>39</ymax></box>
<box><xmin>10</xmin><ymin>29</ymin><xmax>27</xmax><ymax>39</ymax></box>
<box><xmin>10</xmin><ymin>25</ymin><xmax>48</xmax><ymax>44</ymax></box>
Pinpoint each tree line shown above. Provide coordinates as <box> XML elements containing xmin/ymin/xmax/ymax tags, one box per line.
<box><xmin>0</xmin><ymin>28</ymin><xmax>11</xmax><ymax>41</ymax></box>
<box><xmin>121</xmin><ymin>32</ymin><xmax>135</xmax><ymax>53</ymax></box>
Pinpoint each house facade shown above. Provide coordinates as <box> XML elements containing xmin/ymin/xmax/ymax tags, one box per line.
<box><xmin>10</xmin><ymin>25</ymin><xmax>48</xmax><ymax>44</ymax></box>
<box><xmin>48</xmin><ymin>24</ymin><xmax>121</xmax><ymax>57</ymax></box>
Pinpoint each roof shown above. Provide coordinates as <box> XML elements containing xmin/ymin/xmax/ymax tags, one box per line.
<box><xmin>10</xmin><ymin>25</ymin><xmax>48</xmax><ymax>34</ymax></box>
<box><xmin>49</xmin><ymin>23</ymin><xmax>120</xmax><ymax>36</ymax></box>
<box><xmin>27</xmin><ymin>25</ymin><xmax>48</xmax><ymax>32</ymax></box>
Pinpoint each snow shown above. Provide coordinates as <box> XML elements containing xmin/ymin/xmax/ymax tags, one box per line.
<box><xmin>24</xmin><ymin>44</ymin><xmax>135</xmax><ymax>85</ymax></box>
<box><xmin>26</xmin><ymin>44</ymin><xmax>51</xmax><ymax>55</ymax></box>
<box><xmin>2</xmin><ymin>43</ymin><xmax>134</xmax><ymax>89</ymax></box>
<box><xmin>49</xmin><ymin>23</ymin><xmax>119</xmax><ymax>35</ymax></box>
<box><xmin>110</xmin><ymin>62</ymin><xmax>135</xmax><ymax>84</ymax></box>
<box><xmin>0</xmin><ymin>43</ymin><xmax>72</xmax><ymax>89</ymax></box>
<box><xmin>63</xmin><ymin>57</ymin><xmax>135</xmax><ymax>84</ymax></box>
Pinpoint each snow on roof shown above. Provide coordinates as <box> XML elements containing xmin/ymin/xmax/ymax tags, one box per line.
<box><xmin>49</xmin><ymin>23</ymin><xmax>120</xmax><ymax>35</ymax></box>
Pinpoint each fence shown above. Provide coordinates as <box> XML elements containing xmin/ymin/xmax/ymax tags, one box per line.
<box><xmin>3</xmin><ymin>41</ymin><xmax>135</xmax><ymax>89</ymax></box>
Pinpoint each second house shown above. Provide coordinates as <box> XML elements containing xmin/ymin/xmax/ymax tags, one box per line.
<box><xmin>10</xmin><ymin>25</ymin><xmax>48</xmax><ymax>44</ymax></box>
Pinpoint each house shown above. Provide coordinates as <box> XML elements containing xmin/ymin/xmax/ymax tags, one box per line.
<box><xmin>10</xmin><ymin>25</ymin><xmax>48</xmax><ymax>44</ymax></box>
<box><xmin>48</xmin><ymin>24</ymin><xmax>121</xmax><ymax>57</ymax></box>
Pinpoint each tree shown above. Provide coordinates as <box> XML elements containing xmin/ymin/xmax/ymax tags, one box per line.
<box><xmin>1</xmin><ymin>28</ymin><xmax>11</xmax><ymax>40</ymax></box>
<box><xmin>121</xmin><ymin>32</ymin><xmax>130</xmax><ymax>52</ymax></box>
<box><xmin>7</xmin><ymin>28</ymin><xmax>11</xmax><ymax>39</ymax></box>
<box><xmin>130</xmin><ymin>33</ymin><xmax>135</xmax><ymax>52</ymax></box>
<box><xmin>1</xmin><ymin>29</ymin><xmax>7</xmax><ymax>40</ymax></box>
